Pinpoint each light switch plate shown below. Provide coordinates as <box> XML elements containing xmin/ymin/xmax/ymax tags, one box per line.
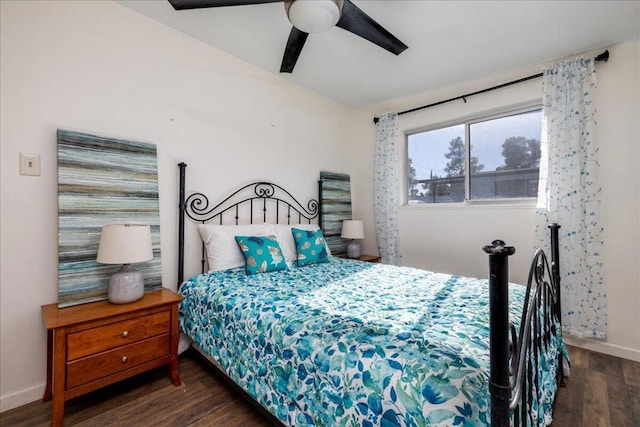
<box><xmin>20</xmin><ymin>153</ymin><xmax>41</xmax><ymax>176</ymax></box>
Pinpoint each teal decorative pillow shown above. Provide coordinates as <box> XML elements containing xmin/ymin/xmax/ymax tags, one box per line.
<box><xmin>234</xmin><ymin>235</ymin><xmax>288</xmax><ymax>275</ymax></box>
<box><xmin>292</xmin><ymin>228</ymin><xmax>329</xmax><ymax>267</ymax></box>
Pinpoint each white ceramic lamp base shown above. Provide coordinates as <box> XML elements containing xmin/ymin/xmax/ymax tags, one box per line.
<box><xmin>346</xmin><ymin>240</ymin><xmax>361</xmax><ymax>259</ymax></box>
<box><xmin>108</xmin><ymin>264</ymin><xmax>144</xmax><ymax>304</ymax></box>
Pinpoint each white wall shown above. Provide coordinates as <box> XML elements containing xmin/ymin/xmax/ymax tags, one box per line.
<box><xmin>0</xmin><ymin>1</ymin><xmax>373</xmax><ymax>411</ymax></box>
<box><xmin>367</xmin><ymin>41</ymin><xmax>640</xmax><ymax>362</ymax></box>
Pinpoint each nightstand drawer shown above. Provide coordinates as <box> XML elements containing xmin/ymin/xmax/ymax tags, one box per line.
<box><xmin>67</xmin><ymin>311</ymin><xmax>170</xmax><ymax>360</ymax></box>
<box><xmin>66</xmin><ymin>334</ymin><xmax>170</xmax><ymax>389</ymax></box>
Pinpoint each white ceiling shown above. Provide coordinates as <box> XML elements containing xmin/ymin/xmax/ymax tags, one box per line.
<box><xmin>118</xmin><ymin>1</ymin><xmax>640</xmax><ymax>107</ymax></box>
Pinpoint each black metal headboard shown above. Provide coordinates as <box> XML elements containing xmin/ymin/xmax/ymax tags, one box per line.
<box><xmin>178</xmin><ymin>162</ymin><xmax>321</xmax><ymax>285</ymax></box>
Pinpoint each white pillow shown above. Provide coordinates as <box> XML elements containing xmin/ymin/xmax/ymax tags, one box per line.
<box><xmin>273</xmin><ymin>223</ymin><xmax>331</xmax><ymax>264</ymax></box>
<box><xmin>197</xmin><ymin>223</ymin><xmax>274</xmax><ymax>271</ymax></box>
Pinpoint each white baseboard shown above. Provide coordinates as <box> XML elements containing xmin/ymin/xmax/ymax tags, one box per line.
<box><xmin>564</xmin><ymin>336</ymin><xmax>640</xmax><ymax>362</ymax></box>
<box><xmin>0</xmin><ymin>383</ymin><xmax>45</xmax><ymax>413</ymax></box>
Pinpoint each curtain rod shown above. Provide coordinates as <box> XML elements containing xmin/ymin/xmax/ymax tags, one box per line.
<box><xmin>373</xmin><ymin>49</ymin><xmax>610</xmax><ymax>124</ymax></box>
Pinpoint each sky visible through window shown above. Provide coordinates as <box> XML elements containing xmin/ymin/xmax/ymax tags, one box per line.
<box><xmin>408</xmin><ymin>110</ymin><xmax>542</xmax><ymax>180</ymax></box>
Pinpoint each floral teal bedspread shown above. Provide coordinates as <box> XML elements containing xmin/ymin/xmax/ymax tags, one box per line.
<box><xmin>178</xmin><ymin>257</ymin><xmax>564</xmax><ymax>426</ymax></box>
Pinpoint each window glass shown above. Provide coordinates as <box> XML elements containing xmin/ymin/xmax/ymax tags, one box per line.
<box><xmin>406</xmin><ymin>108</ymin><xmax>541</xmax><ymax>204</ymax></box>
<box><xmin>407</xmin><ymin>124</ymin><xmax>465</xmax><ymax>203</ymax></box>
<box><xmin>469</xmin><ymin>110</ymin><xmax>542</xmax><ymax>199</ymax></box>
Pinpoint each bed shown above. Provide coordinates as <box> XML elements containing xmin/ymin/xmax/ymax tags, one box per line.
<box><xmin>176</xmin><ymin>163</ymin><xmax>567</xmax><ymax>426</ymax></box>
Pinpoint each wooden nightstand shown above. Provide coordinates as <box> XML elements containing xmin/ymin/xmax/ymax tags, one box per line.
<box><xmin>338</xmin><ymin>254</ymin><xmax>381</xmax><ymax>263</ymax></box>
<box><xmin>41</xmin><ymin>288</ymin><xmax>183</xmax><ymax>427</ymax></box>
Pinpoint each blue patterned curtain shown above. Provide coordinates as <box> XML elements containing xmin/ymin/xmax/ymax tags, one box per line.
<box><xmin>375</xmin><ymin>112</ymin><xmax>401</xmax><ymax>265</ymax></box>
<box><xmin>535</xmin><ymin>57</ymin><xmax>606</xmax><ymax>338</ymax></box>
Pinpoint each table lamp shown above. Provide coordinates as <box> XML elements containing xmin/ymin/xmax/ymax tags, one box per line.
<box><xmin>97</xmin><ymin>224</ymin><xmax>153</xmax><ymax>304</ymax></box>
<box><xmin>341</xmin><ymin>220</ymin><xmax>364</xmax><ymax>259</ymax></box>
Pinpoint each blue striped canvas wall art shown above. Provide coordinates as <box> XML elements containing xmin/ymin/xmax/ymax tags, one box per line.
<box><xmin>320</xmin><ymin>171</ymin><xmax>352</xmax><ymax>255</ymax></box>
<box><xmin>57</xmin><ymin>130</ymin><xmax>162</xmax><ymax>307</ymax></box>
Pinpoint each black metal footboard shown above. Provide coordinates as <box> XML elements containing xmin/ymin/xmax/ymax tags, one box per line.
<box><xmin>484</xmin><ymin>224</ymin><xmax>563</xmax><ymax>426</ymax></box>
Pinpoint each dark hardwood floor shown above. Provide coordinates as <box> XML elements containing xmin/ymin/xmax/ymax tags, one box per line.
<box><xmin>1</xmin><ymin>345</ymin><xmax>638</xmax><ymax>426</ymax></box>
<box><xmin>553</xmin><ymin>345</ymin><xmax>640</xmax><ymax>427</ymax></box>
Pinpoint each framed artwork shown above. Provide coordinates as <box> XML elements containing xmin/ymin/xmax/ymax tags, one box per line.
<box><xmin>319</xmin><ymin>171</ymin><xmax>352</xmax><ymax>255</ymax></box>
<box><xmin>57</xmin><ymin>130</ymin><xmax>162</xmax><ymax>307</ymax></box>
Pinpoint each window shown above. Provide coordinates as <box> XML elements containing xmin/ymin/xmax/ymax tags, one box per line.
<box><xmin>406</xmin><ymin>107</ymin><xmax>542</xmax><ymax>204</ymax></box>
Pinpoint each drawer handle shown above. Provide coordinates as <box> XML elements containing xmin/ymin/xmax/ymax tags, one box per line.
<box><xmin>121</xmin><ymin>331</ymin><xmax>129</xmax><ymax>338</ymax></box>
<box><xmin>122</xmin><ymin>356</ymin><xmax>128</xmax><ymax>363</ymax></box>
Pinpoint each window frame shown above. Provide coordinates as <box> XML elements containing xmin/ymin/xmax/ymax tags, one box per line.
<box><xmin>404</xmin><ymin>102</ymin><xmax>543</xmax><ymax>206</ymax></box>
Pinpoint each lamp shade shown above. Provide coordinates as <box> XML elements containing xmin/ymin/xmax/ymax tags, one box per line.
<box><xmin>341</xmin><ymin>220</ymin><xmax>364</xmax><ymax>240</ymax></box>
<box><xmin>286</xmin><ymin>0</ymin><xmax>341</xmax><ymax>33</ymax></box>
<box><xmin>97</xmin><ymin>224</ymin><xmax>153</xmax><ymax>265</ymax></box>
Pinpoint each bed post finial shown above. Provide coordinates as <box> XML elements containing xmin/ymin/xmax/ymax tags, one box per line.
<box><xmin>483</xmin><ymin>239</ymin><xmax>515</xmax><ymax>427</ymax></box>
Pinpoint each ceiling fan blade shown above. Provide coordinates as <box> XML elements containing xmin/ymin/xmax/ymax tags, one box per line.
<box><xmin>280</xmin><ymin>27</ymin><xmax>309</xmax><ymax>73</ymax></box>
<box><xmin>168</xmin><ymin>0</ymin><xmax>282</xmax><ymax>10</ymax></box>
<box><xmin>335</xmin><ymin>0</ymin><xmax>407</xmax><ymax>55</ymax></box>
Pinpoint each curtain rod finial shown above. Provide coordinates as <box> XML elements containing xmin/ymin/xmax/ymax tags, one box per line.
<box><xmin>595</xmin><ymin>50</ymin><xmax>609</xmax><ymax>62</ymax></box>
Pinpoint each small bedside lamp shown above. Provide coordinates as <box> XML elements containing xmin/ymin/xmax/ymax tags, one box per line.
<box><xmin>97</xmin><ymin>224</ymin><xmax>153</xmax><ymax>304</ymax></box>
<box><xmin>341</xmin><ymin>220</ymin><xmax>364</xmax><ymax>259</ymax></box>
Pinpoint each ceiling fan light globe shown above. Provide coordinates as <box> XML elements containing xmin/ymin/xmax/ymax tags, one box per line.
<box><xmin>287</xmin><ymin>0</ymin><xmax>341</xmax><ymax>33</ymax></box>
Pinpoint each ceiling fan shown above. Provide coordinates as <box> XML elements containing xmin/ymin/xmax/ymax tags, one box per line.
<box><xmin>168</xmin><ymin>0</ymin><xmax>408</xmax><ymax>73</ymax></box>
